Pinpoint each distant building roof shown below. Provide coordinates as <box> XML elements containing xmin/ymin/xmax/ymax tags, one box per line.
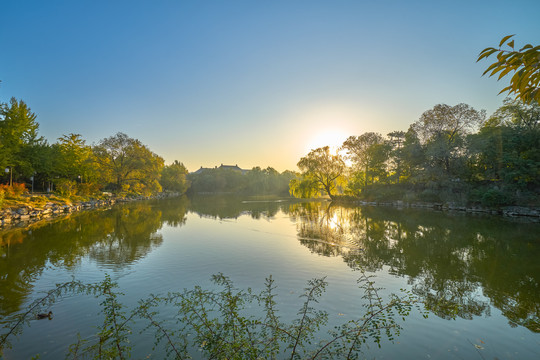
<box><xmin>191</xmin><ymin>164</ymin><xmax>248</xmax><ymax>175</ymax></box>
<box><xmin>219</xmin><ymin>164</ymin><xmax>248</xmax><ymax>174</ymax></box>
<box><xmin>192</xmin><ymin>166</ymin><xmax>211</xmax><ymax>174</ymax></box>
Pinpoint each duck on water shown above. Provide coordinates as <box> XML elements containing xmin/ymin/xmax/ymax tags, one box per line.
<box><xmin>36</xmin><ymin>311</ymin><xmax>52</xmax><ymax>319</ymax></box>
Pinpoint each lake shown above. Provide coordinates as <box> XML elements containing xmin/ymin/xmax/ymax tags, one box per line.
<box><xmin>1</xmin><ymin>195</ymin><xmax>539</xmax><ymax>359</ymax></box>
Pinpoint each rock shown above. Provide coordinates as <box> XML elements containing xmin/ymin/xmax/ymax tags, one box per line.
<box><xmin>29</xmin><ymin>210</ymin><xmax>42</xmax><ymax>218</ymax></box>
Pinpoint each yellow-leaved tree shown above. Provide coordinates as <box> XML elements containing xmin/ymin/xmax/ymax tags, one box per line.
<box><xmin>478</xmin><ymin>35</ymin><xmax>540</xmax><ymax>105</ymax></box>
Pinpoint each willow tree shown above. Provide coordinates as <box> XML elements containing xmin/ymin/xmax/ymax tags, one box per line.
<box><xmin>288</xmin><ymin>175</ymin><xmax>320</xmax><ymax>198</ymax></box>
<box><xmin>295</xmin><ymin>146</ymin><xmax>345</xmax><ymax>199</ymax></box>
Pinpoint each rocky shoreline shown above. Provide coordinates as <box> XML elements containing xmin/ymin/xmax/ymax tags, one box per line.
<box><xmin>2</xmin><ymin>193</ymin><xmax>538</xmax><ymax>229</ymax></box>
<box><xmin>0</xmin><ymin>192</ymin><xmax>180</xmax><ymax>229</ymax></box>
<box><xmin>344</xmin><ymin>199</ymin><xmax>540</xmax><ymax>220</ymax></box>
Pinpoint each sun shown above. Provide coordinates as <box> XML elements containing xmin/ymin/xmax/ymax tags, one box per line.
<box><xmin>305</xmin><ymin>129</ymin><xmax>349</xmax><ymax>154</ymax></box>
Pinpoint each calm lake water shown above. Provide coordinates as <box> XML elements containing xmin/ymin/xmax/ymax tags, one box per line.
<box><xmin>1</xmin><ymin>195</ymin><xmax>539</xmax><ymax>359</ymax></box>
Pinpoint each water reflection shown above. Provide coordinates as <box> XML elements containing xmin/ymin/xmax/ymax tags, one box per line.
<box><xmin>0</xmin><ymin>196</ymin><xmax>189</xmax><ymax>316</ymax></box>
<box><xmin>1</xmin><ymin>195</ymin><xmax>539</xmax><ymax>337</ymax></box>
<box><xmin>188</xmin><ymin>194</ymin><xmax>287</xmax><ymax>220</ymax></box>
<box><xmin>289</xmin><ymin>202</ymin><xmax>540</xmax><ymax>332</ymax></box>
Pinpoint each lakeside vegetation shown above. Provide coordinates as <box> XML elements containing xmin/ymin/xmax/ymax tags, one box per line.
<box><xmin>187</xmin><ymin>165</ymin><xmax>295</xmax><ymax>196</ymax></box>
<box><xmin>2</xmin><ymin>95</ymin><xmax>538</xmax><ymax>212</ymax></box>
<box><xmin>290</xmin><ymin>99</ymin><xmax>539</xmax><ymax>208</ymax></box>
<box><xmin>0</xmin><ymin>86</ymin><xmax>293</xmax><ymax>210</ymax></box>
<box><xmin>0</xmin><ymin>99</ymin><xmax>188</xmax><ymax>208</ymax></box>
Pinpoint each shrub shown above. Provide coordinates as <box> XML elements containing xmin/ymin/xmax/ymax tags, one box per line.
<box><xmin>55</xmin><ymin>179</ymin><xmax>77</xmax><ymax>197</ymax></box>
<box><xmin>0</xmin><ymin>185</ymin><xmax>9</xmax><ymax>197</ymax></box>
<box><xmin>11</xmin><ymin>183</ymin><xmax>28</xmax><ymax>196</ymax></box>
<box><xmin>76</xmin><ymin>182</ymin><xmax>100</xmax><ymax>196</ymax></box>
<box><xmin>128</xmin><ymin>181</ymin><xmax>162</xmax><ymax>197</ymax></box>
<box><xmin>481</xmin><ymin>188</ymin><xmax>511</xmax><ymax>207</ymax></box>
<box><xmin>0</xmin><ymin>183</ymin><xmax>28</xmax><ymax>198</ymax></box>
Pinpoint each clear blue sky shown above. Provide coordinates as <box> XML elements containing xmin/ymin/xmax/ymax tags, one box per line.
<box><xmin>1</xmin><ymin>0</ymin><xmax>539</xmax><ymax>172</ymax></box>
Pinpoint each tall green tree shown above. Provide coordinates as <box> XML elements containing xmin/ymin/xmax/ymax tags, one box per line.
<box><xmin>288</xmin><ymin>175</ymin><xmax>320</xmax><ymax>198</ymax></box>
<box><xmin>342</xmin><ymin>132</ymin><xmax>390</xmax><ymax>190</ymax></box>
<box><xmin>28</xmin><ymin>141</ymin><xmax>57</xmax><ymax>191</ymax></box>
<box><xmin>55</xmin><ymin>133</ymin><xmax>93</xmax><ymax>181</ymax></box>
<box><xmin>244</xmin><ymin>167</ymin><xmax>293</xmax><ymax>195</ymax></box>
<box><xmin>296</xmin><ymin>146</ymin><xmax>345</xmax><ymax>199</ymax></box>
<box><xmin>0</xmin><ymin>98</ymin><xmax>42</xmax><ymax>178</ymax></box>
<box><xmin>399</xmin><ymin>128</ymin><xmax>426</xmax><ymax>183</ymax></box>
<box><xmin>387</xmin><ymin>131</ymin><xmax>406</xmax><ymax>184</ymax></box>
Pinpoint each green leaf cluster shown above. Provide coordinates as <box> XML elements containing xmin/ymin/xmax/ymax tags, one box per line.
<box><xmin>478</xmin><ymin>35</ymin><xmax>540</xmax><ymax>105</ymax></box>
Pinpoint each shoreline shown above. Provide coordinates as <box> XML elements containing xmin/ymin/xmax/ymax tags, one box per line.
<box><xmin>2</xmin><ymin>192</ymin><xmax>538</xmax><ymax>231</ymax></box>
<box><xmin>0</xmin><ymin>192</ymin><xmax>180</xmax><ymax>230</ymax></box>
<box><xmin>332</xmin><ymin>198</ymin><xmax>540</xmax><ymax>221</ymax></box>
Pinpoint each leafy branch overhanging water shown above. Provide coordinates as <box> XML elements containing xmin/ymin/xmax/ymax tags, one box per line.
<box><xmin>0</xmin><ymin>272</ymin><xmax>425</xmax><ymax>359</ymax></box>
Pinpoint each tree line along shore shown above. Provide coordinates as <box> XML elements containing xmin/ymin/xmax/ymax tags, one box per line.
<box><xmin>1</xmin><ymin>96</ymin><xmax>539</xmax><ymax>217</ymax></box>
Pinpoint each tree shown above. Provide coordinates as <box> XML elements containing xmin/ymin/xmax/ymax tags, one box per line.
<box><xmin>0</xmin><ymin>98</ymin><xmax>42</xmax><ymax>178</ymax></box>
<box><xmin>487</xmin><ymin>97</ymin><xmax>539</xmax><ymax>130</ymax></box>
<box><xmin>160</xmin><ymin>160</ymin><xmax>190</xmax><ymax>193</ymax></box>
<box><xmin>296</xmin><ymin>146</ymin><xmax>345</xmax><ymax>199</ymax></box>
<box><xmin>342</xmin><ymin>132</ymin><xmax>390</xmax><ymax>190</ymax></box>
<box><xmin>54</xmin><ymin>133</ymin><xmax>93</xmax><ymax>181</ymax></box>
<box><xmin>411</xmin><ymin>103</ymin><xmax>485</xmax><ymax>178</ymax></box>
<box><xmin>387</xmin><ymin>131</ymin><xmax>406</xmax><ymax>184</ymax></box>
<box><xmin>467</xmin><ymin>99</ymin><xmax>540</xmax><ymax>191</ymax></box>
<box><xmin>399</xmin><ymin>128</ymin><xmax>426</xmax><ymax>183</ymax></box>
<box><xmin>92</xmin><ymin>133</ymin><xmax>164</xmax><ymax>194</ymax></box>
<box><xmin>289</xmin><ymin>175</ymin><xmax>320</xmax><ymax>198</ymax></box>
<box><xmin>478</xmin><ymin>35</ymin><xmax>540</xmax><ymax>105</ymax></box>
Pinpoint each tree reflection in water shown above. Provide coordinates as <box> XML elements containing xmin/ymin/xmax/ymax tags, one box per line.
<box><xmin>1</xmin><ymin>196</ymin><xmax>538</xmax><ymax>336</ymax></box>
<box><xmin>0</xmin><ymin>196</ymin><xmax>190</xmax><ymax>317</ymax></box>
<box><xmin>288</xmin><ymin>202</ymin><xmax>540</xmax><ymax>333</ymax></box>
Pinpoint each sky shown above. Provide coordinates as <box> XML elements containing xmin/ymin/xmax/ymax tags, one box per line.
<box><xmin>1</xmin><ymin>0</ymin><xmax>539</xmax><ymax>172</ymax></box>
